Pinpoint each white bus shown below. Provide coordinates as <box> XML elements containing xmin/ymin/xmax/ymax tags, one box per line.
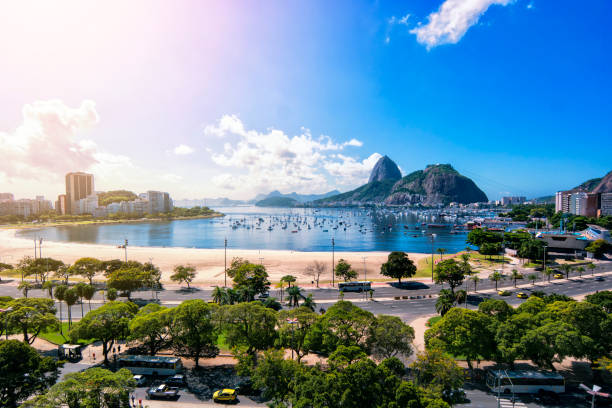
<box><xmin>486</xmin><ymin>370</ymin><xmax>565</xmax><ymax>394</ymax></box>
<box><xmin>338</xmin><ymin>281</ymin><xmax>372</xmax><ymax>292</ymax></box>
<box><xmin>118</xmin><ymin>355</ymin><xmax>183</xmax><ymax>376</ymax></box>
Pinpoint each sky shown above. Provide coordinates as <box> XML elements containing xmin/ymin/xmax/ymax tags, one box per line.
<box><xmin>1</xmin><ymin>0</ymin><xmax>610</xmax><ymax>201</ymax></box>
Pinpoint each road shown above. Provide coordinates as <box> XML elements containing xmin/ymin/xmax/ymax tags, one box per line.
<box><xmin>1</xmin><ymin>261</ymin><xmax>611</xmax><ymax>321</ymax></box>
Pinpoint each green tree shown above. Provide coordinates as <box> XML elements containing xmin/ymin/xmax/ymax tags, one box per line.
<box><xmin>466</xmin><ymin>228</ymin><xmax>503</xmax><ymax>247</ymax></box>
<box><xmin>24</xmin><ymin>367</ymin><xmax>135</xmax><ymax>408</ymax></box>
<box><xmin>543</xmin><ymin>267</ymin><xmax>553</xmax><ymax>282</ymax></box>
<box><xmin>321</xmin><ymin>300</ymin><xmax>375</xmax><ymax>349</ymax></box>
<box><xmin>434</xmin><ymin>259</ymin><xmax>466</xmax><ymax>295</ymax></box>
<box><xmin>106</xmin><ymin>287</ymin><xmax>118</xmax><ymax>301</ymax></box>
<box><xmin>69</xmin><ymin>301</ymin><xmax>136</xmax><ymax>364</ymax></box>
<box><xmin>171</xmin><ymin>265</ymin><xmax>196</xmax><ymax>289</ymax></box>
<box><xmin>280</xmin><ymin>274</ymin><xmax>297</xmax><ymax>288</ymax></box>
<box><xmin>287</xmin><ymin>285</ymin><xmax>304</xmax><ymax>307</ymax></box>
<box><xmin>277</xmin><ymin>307</ymin><xmax>319</xmax><ymax>362</ymax></box>
<box><xmin>211</xmin><ymin>286</ymin><xmax>225</xmax><ymax>304</ymax></box>
<box><xmin>70</xmin><ymin>257</ymin><xmax>102</xmax><ymax>285</ymax></box>
<box><xmin>411</xmin><ymin>347</ymin><xmax>464</xmax><ymax>397</ymax></box>
<box><xmin>559</xmin><ymin>263</ymin><xmax>572</xmax><ymax>279</ymax></box>
<box><xmin>380</xmin><ymin>251</ymin><xmax>417</xmax><ymax>284</ymax></box>
<box><xmin>168</xmin><ymin>299</ymin><xmax>218</xmax><ymax>367</ymax></box>
<box><xmin>18</xmin><ymin>281</ymin><xmax>33</xmax><ymax>298</ymax></box>
<box><xmin>82</xmin><ymin>284</ymin><xmax>96</xmax><ymax>312</ymax></box>
<box><xmin>587</xmin><ymin>262</ymin><xmax>596</xmax><ymax>276</ymax></box>
<box><xmin>425</xmin><ymin>308</ymin><xmax>495</xmax><ymax>370</ymax></box>
<box><xmin>510</xmin><ymin>269</ymin><xmax>523</xmax><ymax>287</ymax></box>
<box><xmin>585</xmin><ymin>239</ymin><xmax>612</xmax><ymax>258</ymax></box>
<box><xmin>0</xmin><ymin>340</ymin><xmax>59</xmax><ymax>408</ymax></box>
<box><xmin>368</xmin><ymin>314</ymin><xmax>415</xmax><ymax>360</ymax></box>
<box><xmin>227</xmin><ymin>258</ymin><xmax>270</xmax><ymax>300</ymax></box>
<box><xmin>478</xmin><ymin>298</ymin><xmax>514</xmax><ymax>322</ymax></box>
<box><xmin>107</xmin><ymin>267</ymin><xmax>146</xmax><ymax>299</ymax></box>
<box><xmin>479</xmin><ymin>242</ymin><xmax>501</xmax><ymax>259</ymax></box>
<box><xmin>435</xmin><ymin>289</ymin><xmax>455</xmax><ymax>317</ymax></box>
<box><xmin>519</xmin><ymin>322</ymin><xmax>581</xmax><ymax>369</ymax></box>
<box><xmin>251</xmin><ymin>349</ymin><xmax>302</xmax><ymax>405</ymax></box>
<box><xmin>53</xmin><ymin>285</ymin><xmax>67</xmax><ymax>335</ymax></box>
<box><xmin>436</xmin><ymin>248</ymin><xmax>447</xmax><ymax>260</ymax></box>
<box><xmin>527</xmin><ymin>273</ymin><xmax>538</xmax><ymax>285</ymax></box>
<box><xmin>328</xmin><ymin>344</ymin><xmax>368</xmax><ymax>368</ymax></box>
<box><xmin>74</xmin><ymin>282</ymin><xmax>88</xmax><ymax>318</ymax></box>
<box><xmin>334</xmin><ymin>259</ymin><xmax>358</xmax><ymax>282</ymax></box>
<box><xmin>128</xmin><ymin>304</ymin><xmax>171</xmax><ymax>356</ymax></box>
<box><xmin>517</xmin><ymin>239</ymin><xmax>545</xmax><ymax>263</ymax></box>
<box><xmin>585</xmin><ymin>291</ymin><xmax>612</xmax><ymax>313</ymax></box>
<box><xmin>470</xmin><ymin>275</ymin><xmax>480</xmax><ymax>292</ymax></box>
<box><xmin>42</xmin><ymin>280</ymin><xmax>55</xmax><ymax>299</ymax></box>
<box><xmin>220</xmin><ymin>301</ymin><xmax>277</xmax><ymax>356</ymax></box>
<box><xmin>6</xmin><ymin>298</ymin><xmax>59</xmax><ymax>344</ymax></box>
<box><xmin>489</xmin><ymin>271</ymin><xmax>504</xmax><ymax>290</ymax></box>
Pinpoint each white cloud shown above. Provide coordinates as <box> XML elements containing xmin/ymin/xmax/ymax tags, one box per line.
<box><xmin>173</xmin><ymin>144</ymin><xmax>194</xmax><ymax>155</ymax></box>
<box><xmin>410</xmin><ymin>0</ymin><xmax>514</xmax><ymax>49</ymax></box>
<box><xmin>324</xmin><ymin>153</ymin><xmax>383</xmax><ymax>186</ymax></box>
<box><xmin>206</xmin><ymin>115</ymin><xmax>374</xmax><ymax>196</ymax></box>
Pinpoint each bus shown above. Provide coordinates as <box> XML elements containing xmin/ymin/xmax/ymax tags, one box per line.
<box><xmin>118</xmin><ymin>355</ymin><xmax>183</xmax><ymax>376</ymax></box>
<box><xmin>338</xmin><ymin>281</ymin><xmax>372</xmax><ymax>292</ymax></box>
<box><xmin>486</xmin><ymin>370</ymin><xmax>565</xmax><ymax>394</ymax></box>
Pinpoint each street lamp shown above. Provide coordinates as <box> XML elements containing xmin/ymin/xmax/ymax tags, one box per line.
<box><xmin>362</xmin><ymin>256</ymin><xmax>367</xmax><ymax>281</ymax></box>
<box><xmin>430</xmin><ymin>234</ymin><xmax>437</xmax><ymax>283</ymax></box>
<box><xmin>124</xmin><ymin>239</ymin><xmax>128</xmax><ymax>262</ymax></box>
<box><xmin>331</xmin><ymin>238</ymin><xmax>335</xmax><ymax>287</ymax></box>
<box><xmin>224</xmin><ymin>238</ymin><xmax>228</xmax><ymax>288</ymax></box>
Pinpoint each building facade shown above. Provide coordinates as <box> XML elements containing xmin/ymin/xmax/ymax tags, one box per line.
<box><xmin>602</xmin><ymin>193</ymin><xmax>612</xmax><ymax>216</ymax></box>
<box><xmin>65</xmin><ymin>172</ymin><xmax>94</xmax><ymax>214</ymax></box>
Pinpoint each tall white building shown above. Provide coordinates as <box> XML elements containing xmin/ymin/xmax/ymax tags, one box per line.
<box><xmin>602</xmin><ymin>193</ymin><xmax>612</xmax><ymax>216</ymax></box>
<box><xmin>570</xmin><ymin>192</ymin><xmax>588</xmax><ymax>216</ymax></box>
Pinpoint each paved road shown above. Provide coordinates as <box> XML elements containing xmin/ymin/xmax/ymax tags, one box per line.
<box><xmin>1</xmin><ymin>261</ymin><xmax>611</xmax><ymax>321</ymax></box>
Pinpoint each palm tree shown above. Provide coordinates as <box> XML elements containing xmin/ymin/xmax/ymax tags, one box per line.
<box><xmin>544</xmin><ymin>267</ymin><xmax>553</xmax><ymax>282</ymax></box>
<box><xmin>75</xmin><ymin>283</ymin><xmax>87</xmax><ymax>319</ymax></box>
<box><xmin>281</xmin><ymin>275</ymin><xmax>297</xmax><ymax>288</ymax></box>
<box><xmin>212</xmin><ymin>286</ymin><xmax>225</xmax><ymax>305</ymax></box>
<box><xmin>587</xmin><ymin>263</ymin><xmax>596</xmax><ymax>276</ymax></box>
<box><xmin>83</xmin><ymin>285</ymin><xmax>96</xmax><ymax>312</ymax></box>
<box><xmin>302</xmin><ymin>294</ymin><xmax>316</xmax><ymax>311</ymax></box>
<box><xmin>18</xmin><ymin>281</ymin><xmax>33</xmax><ymax>298</ymax></box>
<box><xmin>470</xmin><ymin>275</ymin><xmax>480</xmax><ymax>292</ymax></box>
<box><xmin>577</xmin><ymin>266</ymin><xmax>585</xmax><ymax>278</ymax></box>
<box><xmin>435</xmin><ymin>289</ymin><xmax>454</xmax><ymax>316</ymax></box>
<box><xmin>42</xmin><ymin>280</ymin><xmax>55</xmax><ymax>298</ymax></box>
<box><xmin>510</xmin><ymin>269</ymin><xmax>523</xmax><ymax>287</ymax></box>
<box><xmin>437</xmin><ymin>248</ymin><xmax>447</xmax><ymax>260</ymax></box>
<box><xmin>528</xmin><ymin>273</ymin><xmax>538</xmax><ymax>285</ymax></box>
<box><xmin>64</xmin><ymin>288</ymin><xmax>79</xmax><ymax>329</ymax></box>
<box><xmin>560</xmin><ymin>264</ymin><xmax>572</xmax><ymax>279</ymax></box>
<box><xmin>54</xmin><ymin>285</ymin><xmax>67</xmax><ymax>335</ymax></box>
<box><xmin>489</xmin><ymin>272</ymin><xmax>504</xmax><ymax>291</ymax></box>
<box><xmin>455</xmin><ymin>289</ymin><xmax>467</xmax><ymax>305</ymax></box>
<box><xmin>287</xmin><ymin>286</ymin><xmax>303</xmax><ymax>307</ymax></box>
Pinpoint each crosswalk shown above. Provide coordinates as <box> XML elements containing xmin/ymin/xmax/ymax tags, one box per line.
<box><xmin>498</xmin><ymin>398</ymin><xmax>527</xmax><ymax>408</ymax></box>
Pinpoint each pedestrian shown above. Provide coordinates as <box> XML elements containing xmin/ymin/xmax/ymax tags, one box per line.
<box><xmin>131</xmin><ymin>395</ymin><xmax>135</xmax><ymax>407</ymax></box>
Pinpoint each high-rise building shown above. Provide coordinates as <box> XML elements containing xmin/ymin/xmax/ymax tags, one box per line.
<box><xmin>601</xmin><ymin>193</ymin><xmax>612</xmax><ymax>216</ymax></box>
<box><xmin>585</xmin><ymin>193</ymin><xmax>600</xmax><ymax>218</ymax></box>
<box><xmin>555</xmin><ymin>191</ymin><xmax>571</xmax><ymax>213</ymax></box>
<box><xmin>570</xmin><ymin>192</ymin><xmax>588</xmax><ymax>216</ymax></box>
<box><xmin>0</xmin><ymin>193</ymin><xmax>14</xmax><ymax>201</ymax></box>
<box><xmin>55</xmin><ymin>194</ymin><xmax>67</xmax><ymax>215</ymax></box>
<box><xmin>65</xmin><ymin>172</ymin><xmax>94</xmax><ymax>214</ymax></box>
<box><xmin>144</xmin><ymin>191</ymin><xmax>173</xmax><ymax>213</ymax></box>
<box><xmin>501</xmin><ymin>196</ymin><xmax>526</xmax><ymax>206</ymax></box>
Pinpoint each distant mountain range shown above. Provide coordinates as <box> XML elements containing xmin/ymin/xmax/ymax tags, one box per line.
<box><xmin>315</xmin><ymin>156</ymin><xmax>488</xmax><ymax>206</ymax></box>
<box><xmin>253</xmin><ymin>189</ymin><xmax>341</xmax><ymax>204</ymax></box>
<box><xmin>533</xmin><ymin>170</ymin><xmax>612</xmax><ymax>203</ymax></box>
<box><xmin>175</xmin><ymin>189</ymin><xmax>341</xmax><ymax>208</ymax></box>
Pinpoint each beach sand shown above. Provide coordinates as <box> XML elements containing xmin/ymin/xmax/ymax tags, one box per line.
<box><xmin>0</xmin><ymin>228</ymin><xmax>428</xmax><ymax>286</ymax></box>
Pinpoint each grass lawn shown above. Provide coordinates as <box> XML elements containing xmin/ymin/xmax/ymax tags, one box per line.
<box><xmin>38</xmin><ymin>322</ymin><xmax>96</xmax><ymax>345</ymax></box>
<box><xmin>426</xmin><ymin>316</ymin><xmax>441</xmax><ymax>327</ymax></box>
<box><xmin>0</xmin><ymin>269</ymin><xmax>23</xmax><ymax>279</ymax></box>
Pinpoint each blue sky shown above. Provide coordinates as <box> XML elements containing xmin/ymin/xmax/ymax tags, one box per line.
<box><xmin>0</xmin><ymin>0</ymin><xmax>610</xmax><ymax>201</ymax></box>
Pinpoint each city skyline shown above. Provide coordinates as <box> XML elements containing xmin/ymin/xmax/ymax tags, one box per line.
<box><xmin>0</xmin><ymin>1</ymin><xmax>610</xmax><ymax>201</ymax></box>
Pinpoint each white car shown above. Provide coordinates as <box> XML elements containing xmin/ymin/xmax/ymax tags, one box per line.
<box><xmin>146</xmin><ymin>384</ymin><xmax>179</xmax><ymax>400</ymax></box>
<box><xmin>133</xmin><ymin>375</ymin><xmax>146</xmax><ymax>386</ymax></box>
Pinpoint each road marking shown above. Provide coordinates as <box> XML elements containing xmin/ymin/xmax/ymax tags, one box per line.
<box><xmin>498</xmin><ymin>398</ymin><xmax>527</xmax><ymax>408</ymax></box>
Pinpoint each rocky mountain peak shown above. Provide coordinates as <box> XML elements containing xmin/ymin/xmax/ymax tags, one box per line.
<box><xmin>368</xmin><ymin>155</ymin><xmax>402</xmax><ymax>183</ymax></box>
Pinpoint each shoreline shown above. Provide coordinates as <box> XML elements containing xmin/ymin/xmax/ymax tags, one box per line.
<box><xmin>0</xmin><ymin>212</ymin><xmax>224</xmax><ymax>230</ymax></box>
<box><xmin>0</xmin><ymin>228</ymin><xmax>430</xmax><ymax>285</ymax></box>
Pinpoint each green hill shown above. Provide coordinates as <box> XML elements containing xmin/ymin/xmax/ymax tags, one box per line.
<box><xmin>255</xmin><ymin>196</ymin><xmax>299</xmax><ymax>207</ymax></box>
<box><xmin>98</xmin><ymin>190</ymin><xmax>138</xmax><ymax>206</ymax></box>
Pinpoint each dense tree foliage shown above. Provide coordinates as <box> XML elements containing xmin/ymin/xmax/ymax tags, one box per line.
<box><xmin>334</xmin><ymin>259</ymin><xmax>358</xmax><ymax>282</ymax></box>
<box><xmin>380</xmin><ymin>251</ymin><xmax>417</xmax><ymax>284</ymax></box>
<box><xmin>170</xmin><ymin>264</ymin><xmax>196</xmax><ymax>288</ymax></box>
<box><xmin>169</xmin><ymin>299</ymin><xmax>218</xmax><ymax>366</ymax></box>
<box><xmin>433</xmin><ymin>259</ymin><xmax>466</xmax><ymax>295</ymax></box>
<box><xmin>227</xmin><ymin>258</ymin><xmax>271</xmax><ymax>301</ymax></box>
<box><xmin>6</xmin><ymin>298</ymin><xmax>59</xmax><ymax>344</ymax></box>
<box><xmin>0</xmin><ymin>340</ymin><xmax>59</xmax><ymax>408</ymax></box>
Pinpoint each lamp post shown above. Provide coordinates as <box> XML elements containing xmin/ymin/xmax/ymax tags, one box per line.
<box><xmin>542</xmin><ymin>244</ymin><xmax>547</xmax><ymax>281</ymax></box>
<box><xmin>224</xmin><ymin>238</ymin><xmax>227</xmax><ymax>288</ymax></box>
<box><xmin>362</xmin><ymin>256</ymin><xmax>367</xmax><ymax>281</ymax></box>
<box><xmin>123</xmin><ymin>239</ymin><xmax>128</xmax><ymax>262</ymax></box>
<box><xmin>430</xmin><ymin>234</ymin><xmax>436</xmax><ymax>283</ymax></box>
<box><xmin>331</xmin><ymin>238</ymin><xmax>335</xmax><ymax>287</ymax></box>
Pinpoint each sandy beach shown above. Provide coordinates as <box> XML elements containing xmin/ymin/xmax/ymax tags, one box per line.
<box><xmin>0</xmin><ymin>228</ymin><xmax>428</xmax><ymax>286</ymax></box>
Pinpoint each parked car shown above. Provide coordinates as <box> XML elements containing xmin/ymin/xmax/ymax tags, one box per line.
<box><xmin>498</xmin><ymin>290</ymin><xmax>511</xmax><ymax>296</ymax></box>
<box><xmin>213</xmin><ymin>388</ymin><xmax>237</xmax><ymax>403</ymax></box>
<box><xmin>146</xmin><ymin>384</ymin><xmax>179</xmax><ymax>400</ymax></box>
<box><xmin>516</xmin><ymin>292</ymin><xmax>529</xmax><ymax>299</ymax></box>
<box><xmin>595</xmin><ymin>276</ymin><xmax>605</xmax><ymax>282</ymax></box>
<box><xmin>166</xmin><ymin>374</ymin><xmax>186</xmax><ymax>387</ymax></box>
<box><xmin>133</xmin><ymin>374</ymin><xmax>146</xmax><ymax>386</ymax></box>
<box><xmin>554</xmin><ymin>273</ymin><xmax>564</xmax><ymax>279</ymax></box>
